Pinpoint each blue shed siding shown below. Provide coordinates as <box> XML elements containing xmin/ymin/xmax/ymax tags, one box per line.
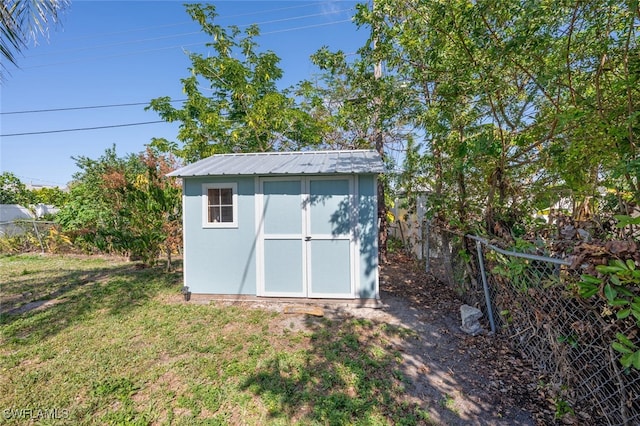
<box><xmin>183</xmin><ymin>176</ymin><xmax>257</xmax><ymax>295</ymax></box>
<box><xmin>357</xmin><ymin>175</ymin><xmax>379</xmax><ymax>298</ymax></box>
<box><xmin>181</xmin><ymin>173</ymin><xmax>379</xmax><ymax>299</ymax></box>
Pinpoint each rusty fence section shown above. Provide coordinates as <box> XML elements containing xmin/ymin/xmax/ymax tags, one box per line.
<box><xmin>424</xmin><ymin>225</ymin><xmax>639</xmax><ymax>426</ymax></box>
<box><xmin>0</xmin><ymin>220</ymin><xmax>60</xmax><ymax>253</ymax></box>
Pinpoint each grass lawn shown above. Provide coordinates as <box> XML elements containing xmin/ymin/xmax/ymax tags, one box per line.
<box><xmin>0</xmin><ymin>254</ymin><xmax>431</xmax><ymax>425</ymax></box>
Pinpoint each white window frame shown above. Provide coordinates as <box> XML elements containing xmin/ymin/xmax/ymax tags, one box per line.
<box><xmin>202</xmin><ymin>182</ymin><xmax>238</xmax><ymax>228</ymax></box>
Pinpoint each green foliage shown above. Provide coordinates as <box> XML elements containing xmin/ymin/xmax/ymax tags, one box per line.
<box><xmin>612</xmin><ymin>332</ymin><xmax>640</xmax><ymax>370</ymax></box>
<box><xmin>57</xmin><ymin>146</ymin><xmax>181</xmax><ymax>265</ymax></box>
<box><xmin>614</xmin><ymin>215</ymin><xmax>640</xmax><ymax>228</ymax></box>
<box><xmin>57</xmin><ymin>146</ymin><xmax>137</xmax><ymax>251</ymax></box>
<box><xmin>490</xmin><ymin>239</ymin><xmax>554</xmax><ymax>292</ymax></box>
<box><xmin>580</xmin><ymin>259</ymin><xmax>640</xmax><ymax>324</ymax></box>
<box><xmin>491</xmin><ymin>256</ymin><xmax>532</xmax><ymax>293</ymax></box>
<box><xmin>386</xmin><ymin>236</ymin><xmax>404</xmax><ymax>254</ymax></box>
<box><xmin>579</xmin><ymin>259</ymin><xmax>640</xmax><ymax>370</ymax></box>
<box><xmin>300</xmin><ymin>42</ymin><xmax>409</xmax><ymax>153</ymax></box>
<box><xmin>0</xmin><ymin>230</ymin><xmax>41</xmax><ymax>254</ymax></box>
<box><xmin>91</xmin><ymin>377</ymin><xmax>139</xmax><ymax>401</ymax></box>
<box><xmin>30</xmin><ymin>186</ymin><xmax>69</xmax><ymax>207</ymax></box>
<box><xmin>557</xmin><ymin>334</ymin><xmax>579</xmax><ymax>349</ymax></box>
<box><xmin>0</xmin><ymin>0</ymin><xmax>69</xmax><ymax>79</ymax></box>
<box><xmin>350</xmin><ymin>0</ymin><xmax>640</xmax><ymax>233</ymax></box>
<box><xmin>554</xmin><ymin>397</ymin><xmax>575</xmax><ymax>420</ymax></box>
<box><xmin>147</xmin><ymin>4</ymin><xmax>323</xmax><ymax>162</ymax></box>
<box><xmin>0</xmin><ymin>172</ymin><xmax>31</xmax><ymax>205</ymax></box>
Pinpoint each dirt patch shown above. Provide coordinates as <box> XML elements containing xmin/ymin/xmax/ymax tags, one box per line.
<box><xmin>162</xmin><ymin>253</ymin><xmax>555</xmax><ymax>424</ymax></box>
<box><xmin>1</xmin><ymin>268</ymin><xmax>118</xmax><ymax>316</ymax></box>
<box><xmin>265</xmin><ymin>295</ymin><xmax>543</xmax><ymax>424</ymax></box>
<box><xmin>378</xmin><ymin>252</ymin><xmax>554</xmax><ymax>425</ymax></box>
<box><xmin>4</xmin><ymin>298</ymin><xmax>64</xmax><ymax>315</ymax></box>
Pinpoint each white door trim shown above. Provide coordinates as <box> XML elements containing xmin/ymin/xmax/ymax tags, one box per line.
<box><xmin>305</xmin><ymin>176</ymin><xmax>355</xmax><ymax>298</ymax></box>
<box><xmin>256</xmin><ymin>176</ymin><xmax>356</xmax><ymax>298</ymax></box>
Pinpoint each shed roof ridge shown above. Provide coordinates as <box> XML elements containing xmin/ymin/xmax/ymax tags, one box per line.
<box><xmin>167</xmin><ymin>149</ymin><xmax>384</xmax><ymax>177</ymax></box>
<box><xmin>209</xmin><ymin>149</ymin><xmax>377</xmax><ymax>157</ymax></box>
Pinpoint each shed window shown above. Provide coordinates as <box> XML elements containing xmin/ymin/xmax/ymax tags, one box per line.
<box><xmin>202</xmin><ymin>183</ymin><xmax>237</xmax><ymax>228</ymax></box>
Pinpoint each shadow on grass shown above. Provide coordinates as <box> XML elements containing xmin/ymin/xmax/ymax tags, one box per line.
<box><xmin>0</xmin><ymin>255</ymin><xmax>182</xmax><ymax>344</ymax></box>
<box><xmin>241</xmin><ymin>316</ymin><xmax>432</xmax><ymax>425</ymax></box>
<box><xmin>240</xmin><ymin>255</ymin><xmax>538</xmax><ymax>425</ymax></box>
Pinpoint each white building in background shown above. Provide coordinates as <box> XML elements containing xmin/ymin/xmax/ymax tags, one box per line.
<box><xmin>0</xmin><ymin>204</ymin><xmax>35</xmax><ymax>236</ymax></box>
<box><xmin>390</xmin><ymin>192</ymin><xmax>430</xmax><ymax>260</ymax></box>
<box><xmin>34</xmin><ymin>203</ymin><xmax>59</xmax><ymax>218</ymax></box>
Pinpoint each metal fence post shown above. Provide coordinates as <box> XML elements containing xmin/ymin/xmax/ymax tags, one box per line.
<box><xmin>31</xmin><ymin>220</ymin><xmax>45</xmax><ymax>253</ymax></box>
<box><xmin>424</xmin><ymin>220</ymin><xmax>430</xmax><ymax>273</ymax></box>
<box><xmin>475</xmin><ymin>240</ymin><xmax>496</xmax><ymax>334</ymax></box>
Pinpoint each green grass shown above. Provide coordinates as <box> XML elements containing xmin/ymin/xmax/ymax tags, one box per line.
<box><xmin>0</xmin><ymin>254</ymin><xmax>433</xmax><ymax>425</ymax></box>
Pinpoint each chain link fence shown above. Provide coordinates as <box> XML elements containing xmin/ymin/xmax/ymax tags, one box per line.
<box><xmin>424</xmin><ymin>224</ymin><xmax>640</xmax><ymax>425</ymax></box>
<box><xmin>0</xmin><ymin>220</ymin><xmax>66</xmax><ymax>253</ymax></box>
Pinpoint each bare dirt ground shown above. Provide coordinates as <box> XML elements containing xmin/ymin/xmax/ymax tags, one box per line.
<box><xmin>218</xmin><ymin>252</ymin><xmax>556</xmax><ymax>425</ymax></box>
<box><xmin>372</xmin><ymin>252</ymin><xmax>555</xmax><ymax>425</ymax></box>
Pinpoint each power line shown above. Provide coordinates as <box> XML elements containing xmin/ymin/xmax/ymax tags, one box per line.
<box><xmin>1</xmin><ymin>121</ymin><xmax>168</xmax><ymax>137</ymax></box>
<box><xmin>22</xmin><ymin>44</ymin><xmax>200</xmax><ymax>70</ymax></box>
<box><xmin>26</xmin><ymin>8</ymin><xmax>354</xmax><ymax>59</ymax></box>
<box><xmin>218</xmin><ymin>2</ymin><xmax>335</xmax><ymax>21</ymax></box>
<box><xmin>16</xmin><ymin>175</ymin><xmax>67</xmax><ymax>186</ymax></box>
<box><xmin>262</xmin><ymin>19</ymin><xmax>353</xmax><ymax>35</ymax></box>
<box><xmin>25</xmin><ymin>31</ymin><xmax>203</xmax><ymax>58</ymax></box>
<box><xmin>1</xmin><ymin>99</ymin><xmax>187</xmax><ymax>115</ymax></box>
<box><xmin>22</xmin><ymin>17</ymin><xmax>355</xmax><ymax>70</ymax></box>
<box><xmin>239</xmin><ymin>9</ymin><xmax>354</xmax><ymax>29</ymax></box>
<box><xmin>38</xmin><ymin>2</ymin><xmax>328</xmax><ymax>46</ymax></box>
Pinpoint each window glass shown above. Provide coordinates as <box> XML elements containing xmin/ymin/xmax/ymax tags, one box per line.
<box><xmin>220</xmin><ymin>188</ymin><xmax>233</xmax><ymax>204</ymax></box>
<box><xmin>208</xmin><ymin>206</ymin><xmax>221</xmax><ymax>223</ymax></box>
<box><xmin>203</xmin><ymin>183</ymin><xmax>237</xmax><ymax>227</ymax></box>
<box><xmin>220</xmin><ymin>206</ymin><xmax>233</xmax><ymax>222</ymax></box>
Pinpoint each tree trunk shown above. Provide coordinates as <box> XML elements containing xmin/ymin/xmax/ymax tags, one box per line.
<box><xmin>376</xmin><ymin>125</ymin><xmax>387</xmax><ymax>263</ymax></box>
<box><xmin>377</xmin><ymin>170</ymin><xmax>388</xmax><ymax>264</ymax></box>
<box><xmin>166</xmin><ymin>245</ymin><xmax>173</xmax><ymax>273</ymax></box>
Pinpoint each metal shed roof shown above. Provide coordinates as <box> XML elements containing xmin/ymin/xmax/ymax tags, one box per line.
<box><xmin>168</xmin><ymin>150</ymin><xmax>385</xmax><ymax>177</ymax></box>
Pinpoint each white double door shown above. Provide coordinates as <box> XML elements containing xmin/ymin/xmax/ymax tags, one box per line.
<box><xmin>257</xmin><ymin>177</ymin><xmax>355</xmax><ymax>298</ymax></box>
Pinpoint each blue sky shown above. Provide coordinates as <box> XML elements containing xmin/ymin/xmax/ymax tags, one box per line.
<box><xmin>0</xmin><ymin>1</ymin><xmax>368</xmax><ymax>187</ymax></box>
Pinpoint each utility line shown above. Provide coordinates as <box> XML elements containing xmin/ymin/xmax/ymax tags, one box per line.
<box><xmin>238</xmin><ymin>9</ymin><xmax>353</xmax><ymax>29</ymax></box>
<box><xmin>22</xmin><ymin>18</ymin><xmax>355</xmax><ymax>70</ymax></box>
<box><xmin>42</xmin><ymin>2</ymin><xmax>328</xmax><ymax>46</ymax></box>
<box><xmin>1</xmin><ymin>99</ymin><xmax>187</xmax><ymax>115</ymax></box>
<box><xmin>1</xmin><ymin>121</ymin><xmax>168</xmax><ymax>137</ymax></box>
<box><xmin>16</xmin><ymin>175</ymin><xmax>67</xmax><ymax>186</ymax></box>
<box><xmin>26</xmin><ymin>31</ymin><xmax>203</xmax><ymax>58</ymax></box>
<box><xmin>262</xmin><ymin>19</ymin><xmax>353</xmax><ymax>35</ymax></box>
<box><xmin>26</xmin><ymin>8</ymin><xmax>354</xmax><ymax>59</ymax></box>
<box><xmin>22</xmin><ymin>44</ymin><xmax>200</xmax><ymax>69</ymax></box>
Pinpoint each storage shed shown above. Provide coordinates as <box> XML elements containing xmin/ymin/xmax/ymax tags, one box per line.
<box><xmin>168</xmin><ymin>150</ymin><xmax>384</xmax><ymax>300</ymax></box>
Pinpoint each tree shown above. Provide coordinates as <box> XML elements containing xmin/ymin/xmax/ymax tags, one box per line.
<box><xmin>353</xmin><ymin>0</ymin><xmax>640</xmax><ymax>238</ymax></box>
<box><xmin>57</xmin><ymin>146</ymin><xmax>182</xmax><ymax>267</ymax></box>
<box><xmin>0</xmin><ymin>172</ymin><xmax>30</xmax><ymax>205</ymax></box>
<box><xmin>147</xmin><ymin>4</ymin><xmax>323</xmax><ymax>163</ymax></box>
<box><xmin>0</xmin><ymin>0</ymin><xmax>69</xmax><ymax>79</ymax></box>
<box><xmin>295</xmin><ymin>6</ymin><xmax>414</xmax><ymax>262</ymax></box>
<box><xmin>124</xmin><ymin>147</ymin><xmax>182</xmax><ymax>270</ymax></box>
<box><xmin>58</xmin><ymin>146</ymin><xmax>136</xmax><ymax>252</ymax></box>
<box><xmin>30</xmin><ymin>186</ymin><xmax>68</xmax><ymax>207</ymax></box>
